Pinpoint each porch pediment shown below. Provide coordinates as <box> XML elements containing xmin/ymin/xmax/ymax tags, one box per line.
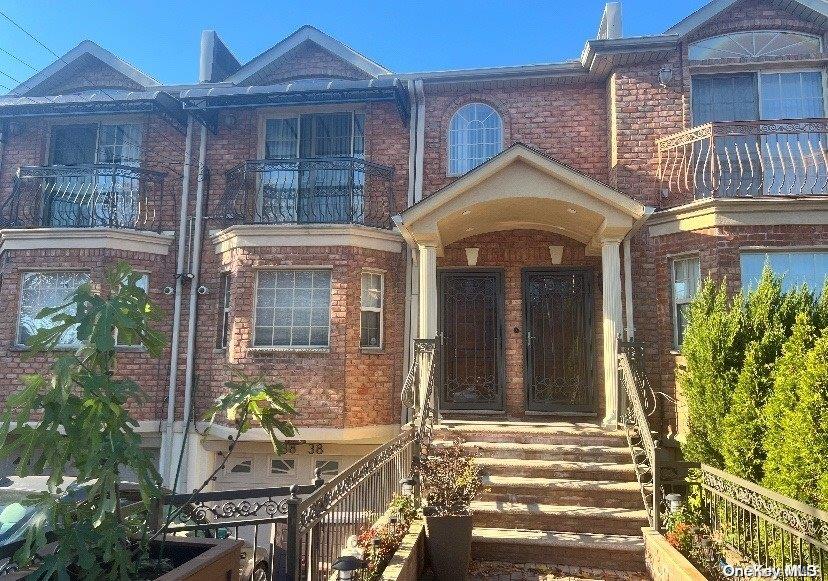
<box><xmin>394</xmin><ymin>144</ymin><xmax>649</xmax><ymax>254</ymax></box>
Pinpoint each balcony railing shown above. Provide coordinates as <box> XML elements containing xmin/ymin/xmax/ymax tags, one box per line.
<box><xmin>657</xmin><ymin>118</ymin><xmax>828</xmax><ymax>199</ymax></box>
<box><xmin>0</xmin><ymin>164</ymin><xmax>167</xmax><ymax>232</ymax></box>
<box><xmin>217</xmin><ymin>157</ymin><xmax>395</xmax><ymax>229</ymax></box>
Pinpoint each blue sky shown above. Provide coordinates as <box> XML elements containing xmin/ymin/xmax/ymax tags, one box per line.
<box><xmin>0</xmin><ymin>0</ymin><xmax>700</xmax><ymax>87</ymax></box>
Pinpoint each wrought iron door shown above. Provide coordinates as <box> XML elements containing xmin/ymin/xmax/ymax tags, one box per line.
<box><xmin>438</xmin><ymin>271</ymin><xmax>505</xmax><ymax>411</ymax></box>
<box><xmin>523</xmin><ymin>269</ymin><xmax>595</xmax><ymax>414</ymax></box>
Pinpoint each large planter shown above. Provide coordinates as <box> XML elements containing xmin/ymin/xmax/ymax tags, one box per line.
<box><xmin>642</xmin><ymin>527</ymin><xmax>707</xmax><ymax>581</ymax></box>
<box><xmin>424</xmin><ymin>514</ymin><xmax>473</xmax><ymax>581</ymax></box>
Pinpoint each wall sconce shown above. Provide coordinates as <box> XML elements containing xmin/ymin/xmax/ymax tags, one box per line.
<box><xmin>658</xmin><ymin>66</ymin><xmax>673</xmax><ymax>87</ymax></box>
<box><xmin>465</xmin><ymin>247</ymin><xmax>479</xmax><ymax>266</ymax></box>
<box><xmin>549</xmin><ymin>245</ymin><xmax>563</xmax><ymax>265</ymax></box>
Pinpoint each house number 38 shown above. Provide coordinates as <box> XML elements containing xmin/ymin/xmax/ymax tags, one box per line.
<box><xmin>308</xmin><ymin>444</ymin><xmax>324</xmax><ymax>454</ymax></box>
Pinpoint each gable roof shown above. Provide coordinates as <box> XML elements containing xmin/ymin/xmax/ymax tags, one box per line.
<box><xmin>225</xmin><ymin>25</ymin><xmax>391</xmax><ymax>85</ymax></box>
<box><xmin>665</xmin><ymin>0</ymin><xmax>828</xmax><ymax>36</ymax></box>
<box><xmin>9</xmin><ymin>40</ymin><xmax>160</xmax><ymax>96</ymax></box>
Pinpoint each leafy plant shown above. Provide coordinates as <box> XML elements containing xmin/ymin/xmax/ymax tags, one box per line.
<box><xmin>356</xmin><ymin>494</ymin><xmax>417</xmax><ymax>581</ymax></box>
<box><xmin>421</xmin><ymin>441</ymin><xmax>482</xmax><ymax>516</ymax></box>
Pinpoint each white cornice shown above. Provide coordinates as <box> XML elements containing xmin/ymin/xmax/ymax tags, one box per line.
<box><xmin>211</xmin><ymin>224</ymin><xmax>404</xmax><ymax>254</ymax></box>
<box><xmin>648</xmin><ymin>197</ymin><xmax>828</xmax><ymax>237</ymax></box>
<box><xmin>194</xmin><ymin>422</ymin><xmax>400</xmax><ymax>444</ymax></box>
<box><xmin>0</xmin><ymin>228</ymin><xmax>175</xmax><ymax>255</ymax></box>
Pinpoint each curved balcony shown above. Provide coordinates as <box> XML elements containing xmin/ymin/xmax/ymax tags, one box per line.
<box><xmin>657</xmin><ymin>118</ymin><xmax>828</xmax><ymax>201</ymax></box>
<box><xmin>0</xmin><ymin>164</ymin><xmax>167</xmax><ymax>232</ymax></box>
<box><xmin>217</xmin><ymin>157</ymin><xmax>395</xmax><ymax>229</ymax></box>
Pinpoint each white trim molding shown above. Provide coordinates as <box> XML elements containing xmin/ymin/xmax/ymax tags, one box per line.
<box><xmin>0</xmin><ymin>228</ymin><xmax>175</xmax><ymax>255</ymax></box>
<box><xmin>211</xmin><ymin>224</ymin><xmax>404</xmax><ymax>254</ymax></box>
<box><xmin>195</xmin><ymin>422</ymin><xmax>401</xmax><ymax>445</ymax></box>
<box><xmin>648</xmin><ymin>197</ymin><xmax>828</xmax><ymax>238</ymax></box>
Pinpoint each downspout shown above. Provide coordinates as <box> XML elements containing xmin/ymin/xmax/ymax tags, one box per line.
<box><xmin>160</xmin><ymin>116</ymin><xmax>193</xmax><ymax>484</ymax></box>
<box><xmin>621</xmin><ymin>206</ymin><xmax>655</xmax><ymax>341</ymax></box>
<box><xmin>178</xmin><ymin>122</ymin><xmax>208</xmax><ymax>493</ymax></box>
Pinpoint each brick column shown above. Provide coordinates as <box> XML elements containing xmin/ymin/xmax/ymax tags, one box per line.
<box><xmin>601</xmin><ymin>237</ymin><xmax>623</xmax><ymax>428</ymax></box>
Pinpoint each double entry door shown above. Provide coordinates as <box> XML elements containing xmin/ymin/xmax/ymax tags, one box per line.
<box><xmin>436</xmin><ymin>269</ymin><xmax>595</xmax><ymax>414</ymax></box>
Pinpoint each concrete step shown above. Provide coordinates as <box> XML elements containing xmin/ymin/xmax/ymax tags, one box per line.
<box><xmin>432</xmin><ymin>421</ymin><xmax>625</xmax><ymax>446</ymax></box>
<box><xmin>475</xmin><ymin>457</ymin><xmax>637</xmax><ymax>482</ymax></box>
<box><xmin>480</xmin><ymin>475</ymin><xmax>643</xmax><ymax>509</ymax></box>
<box><xmin>433</xmin><ymin>440</ymin><xmax>631</xmax><ymax>463</ymax></box>
<box><xmin>471</xmin><ymin>500</ymin><xmax>648</xmax><ymax>535</ymax></box>
<box><xmin>471</xmin><ymin>527</ymin><xmax>646</xmax><ymax>572</ymax></box>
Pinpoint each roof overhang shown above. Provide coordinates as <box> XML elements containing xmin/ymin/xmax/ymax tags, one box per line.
<box><xmin>666</xmin><ymin>0</ymin><xmax>828</xmax><ymax>37</ymax></box>
<box><xmin>394</xmin><ymin>144</ymin><xmax>650</xmax><ymax>255</ymax></box>
<box><xmin>581</xmin><ymin>35</ymin><xmax>679</xmax><ymax>75</ymax></box>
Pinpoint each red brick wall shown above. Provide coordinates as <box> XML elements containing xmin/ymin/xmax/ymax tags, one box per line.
<box><xmin>685</xmin><ymin>0</ymin><xmax>825</xmax><ymax>41</ymax></box>
<box><xmin>241</xmin><ymin>41</ymin><xmax>373</xmax><ymax>86</ymax></box>
<box><xmin>437</xmin><ymin>229</ymin><xmax>604</xmax><ymax>419</ymax></box>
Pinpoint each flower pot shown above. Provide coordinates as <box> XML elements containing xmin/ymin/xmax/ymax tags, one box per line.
<box><xmin>424</xmin><ymin>514</ymin><xmax>473</xmax><ymax>581</ymax></box>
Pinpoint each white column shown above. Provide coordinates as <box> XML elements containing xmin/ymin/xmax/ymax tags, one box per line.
<box><xmin>417</xmin><ymin>242</ymin><xmax>438</xmax><ymax>340</ymax></box>
<box><xmin>601</xmin><ymin>238</ymin><xmax>624</xmax><ymax>428</ymax></box>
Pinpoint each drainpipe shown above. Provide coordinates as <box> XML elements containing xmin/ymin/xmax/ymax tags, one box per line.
<box><xmin>178</xmin><ymin>122</ymin><xmax>208</xmax><ymax>493</ymax></box>
<box><xmin>160</xmin><ymin>116</ymin><xmax>194</xmax><ymax>484</ymax></box>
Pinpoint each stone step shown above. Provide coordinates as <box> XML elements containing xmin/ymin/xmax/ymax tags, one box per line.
<box><xmin>475</xmin><ymin>457</ymin><xmax>637</xmax><ymax>482</ymax></box>
<box><xmin>471</xmin><ymin>500</ymin><xmax>648</xmax><ymax>535</ymax></box>
<box><xmin>480</xmin><ymin>475</ymin><xmax>643</xmax><ymax>509</ymax></box>
<box><xmin>471</xmin><ymin>527</ymin><xmax>646</xmax><ymax>572</ymax></box>
<box><xmin>434</xmin><ymin>440</ymin><xmax>631</xmax><ymax>463</ymax></box>
<box><xmin>432</xmin><ymin>421</ymin><xmax>625</xmax><ymax>446</ymax></box>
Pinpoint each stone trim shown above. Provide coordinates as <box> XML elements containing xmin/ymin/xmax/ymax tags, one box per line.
<box><xmin>648</xmin><ymin>197</ymin><xmax>828</xmax><ymax>237</ymax></box>
<box><xmin>211</xmin><ymin>224</ymin><xmax>404</xmax><ymax>254</ymax></box>
<box><xmin>0</xmin><ymin>228</ymin><xmax>175</xmax><ymax>255</ymax></box>
<box><xmin>195</xmin><ymin>422</ymin><xmax>401</xmax><ymax>444</ymax></box>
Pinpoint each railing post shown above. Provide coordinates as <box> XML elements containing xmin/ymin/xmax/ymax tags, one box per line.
<box><xmin>652</xmin><ymin>440</ymin><xmax>662</xmax><ymax>532</ymax></box>
<box><xmin>286</xmin><ymin>486</ymin><xmax>301</xmax><ymax>581</ymax></box>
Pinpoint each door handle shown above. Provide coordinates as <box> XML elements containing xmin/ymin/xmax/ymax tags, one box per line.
<box><xmin>526</xmin><ymin>331</ymin><xmax>534</xmax><ymax>347</ymax></box>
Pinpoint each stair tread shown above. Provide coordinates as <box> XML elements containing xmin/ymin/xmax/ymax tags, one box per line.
<box><xmin>435</xmin><ymin>421</ymin><xmax>622</xmax><ymax>436</ymax></box>
<box><xmin>434</xmin><ymin>440</ymin><xmax>629</xmax><ymax>453</ymax></box>
<box><xmin>473</xmin><ymin>527</ymin><xmax>644</xmax><ymax>552</ymax></box>
<box><xmin>483</xmin><ymin>474</ymin><xmax>640</xmax><ymax>491</ymax></box>
<box><xmin>475</xmin><ymin>458</ymin><xmax>635</xmax><ymax>472</ymax></box>
<box><xmin>471</xmin><ymin>501</ymin><xmax>648</xmax><ymax>521</ymax></box>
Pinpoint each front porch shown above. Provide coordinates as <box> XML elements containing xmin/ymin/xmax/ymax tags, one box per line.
<box><xmin>395</xmin><ymin>144</ymin><xmax>651</xmax><ymax>427</ymax></box>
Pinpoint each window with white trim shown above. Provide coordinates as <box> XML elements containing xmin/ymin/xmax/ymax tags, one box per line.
<box><xmin>217</xmin><ymin>272</ymin><xmax>231</xmax><ymax>349</ymax></box>
<box><xmin>225</xmin><ymin>457</ymin><xmax>253</xmax><ymax>475</ymax></box>
<box><xmin>315</xmin><ymin>460</ymin><xmax>340</xmax><ymax>477</ymax></box>
<box><xmin>448</xmin><ymin>103</ymin><xmax>503</xmax><ymax>176</ymax></box>
<box><xmin>270</xmin><ymin>458</ymin><xmax>296</xmax><ymax>476</ymax></box>
<box><xmin>360</xmin><ymin>271</ymin><xmax>383</xmax><ymax>348</ymax></box>
<box><xmin>254</xmin><ymin>270</ymin><xmax>331</xmax><ymax>348</ymax></box>
<box><xmin>688</xmin><ymin>31</ymin><xmax>822</xmax><ymax>61</ymax></box>
<box><xmin>18</xmin><ymin>271</ymin><xmax>90</xmax><ymax>347</ymax></box>
<box><xmin>741</xmin><ymin>250</ymin><xmax>828</xmax><ymax>294</ymax></box>
<box><xmin>115</xmin><ymin>273</ymin><xmax>149</xmax><ymax>347</ymax></box>
<box><xmin>672</xmin><ymin>257</ymin><xmax>701</xmax><ymax>348</ymax></box>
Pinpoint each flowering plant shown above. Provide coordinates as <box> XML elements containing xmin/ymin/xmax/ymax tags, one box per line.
<box><xmin>421</xmin><ymin>441</ymin><xmax>483</xmax><ymax>516</ymax></box>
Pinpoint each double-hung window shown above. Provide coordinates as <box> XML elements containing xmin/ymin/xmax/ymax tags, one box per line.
<box><xmin>741</xmin><ymin>250</ymin><xmax>828</xmax><ymax>294</ymax></box>
<box><xmin>254</xmin><ymin>270</ymin><xmax>331</xmax><ymax>349</ymax></box>
<box><xmin>261</xmin><ymin>112</ymin><xmax>365</xmax><ymax>224</ymax></box>
<box><xmin>360</xmin><ymin>271</ymin><xmax>384</xmax><ymax>348</ymax></box>
<box><xmin>47</xmin><ymin>122</ymin><xmax>143</xmax><ymax>228</ymax></box>
<box><xmin>217</xmin><ymin>273</ymin><xmax>231</xmax><ymax>349</ymax></box>
<box><xmin>671</xmin><ymin>256</ymin><xmax>701</xmax><ymax>348</ymax></box>
<box><xmin>17</xmin><ymin>271</ymin><xmax>90</xmax><ymax>347</ymax></box>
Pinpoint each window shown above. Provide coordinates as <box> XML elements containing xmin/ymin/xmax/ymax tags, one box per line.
<box><xmin>217</xmin><ymin>273</ymin><xmax>231</xmax><ymax>349</ymax></box>
<box><xmin>360</xmin><ymin>272</ymin><xmax>383</xmax><ymax>348</ymax></box>
<box><xmin>115</xmin><ymin>273</ymin><xmax>149</xmax><ymax>347</ymax></box>
<box><xmin>315</xmin><ymin>460</ymin><xmax>340</xmax><ymax>477</ymax></box>
<box><xmin>270</xmin><ymin>459</ymin><xmax>296</xmax><ymax>476</ymax></box>
<box><xmin>741</xmin><ymin>251</ymin><xmax>828</xmax><ymax>294</ymax></box>
<box><xmin>226</xmin><ymin>458</ymin><xmax>253</xmax><ymax>475</ymax></box>
<box><xmin>689</xmin><ymin>31</ymin><xmax>822</xmax><ymax>61</ymax></box>
<box><xmin>254</xmin><ymin>270</ymin><xmax>331</xmax><ymax>348</ymax></box>
<box><xmin>18</xmin><ymin>271</ymin><xmax>90</xmax><ymax>347</ymax></box>
<box><xmin>448</xmin><ymin>103</ymin><xmax>503</xmax><ymax>176</ymax></box>
<box><xmin>672</xmin><ymin>257</ymin><xmax>701</xmax><ymax>348</ymax></box>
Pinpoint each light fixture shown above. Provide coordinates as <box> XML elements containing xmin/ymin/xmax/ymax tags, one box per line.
<box><xmin>332</xmin><ymin>555</ymin><xmax>366</xmax><ymax>581</ymax></box>
<box><xmin>549</xmin><ymin>245</ymin><xmax>564</xmax><ymax>265</ymax></box>
<box><xmin>465</xmin><ymin>247</ymin><xmax>479</xmax><ymax>266</ymax></box>
<box><xmin>658</xmin><ymin>65</ymin><xmax>673</xmax><ymax>87</ymax></box>
<box><xmin>666</xmin><ymin>493</ymin><xmax>684</xmax><ymax>513</ymax></box>
<box><xmin>400</xmin><ymin>476</ymin><xmax>415</xmax><ymax>497</ymax></box>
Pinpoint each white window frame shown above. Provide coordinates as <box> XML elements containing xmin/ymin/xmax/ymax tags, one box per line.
<box><xmin>17</xmin><ymin>270</ymin><xmax>91</xmax><ymax>348</ymax></box>
<box><xmin>270</xmin><ymin>458</ymin><xmax>297</xmax><ymax>478</ymax></box>
<box><xmin>252</xmin><ymin>268</ymin><xmax>332</xmax><ymax>350</ymax></box>
<box><xmin>688</xmin><ymin>30</ymin><xmax>823</xmax><ymax>61</ymax></box>
<box><xmin>446</xmin><ymin>103</ymin><xmax>504</xmax><ymax>177</ymax></box>
<box><xmin>671</xmin><ymin>255</ymin><xmax>701</xmax><ymax>349</ymax></box>
<box><xmin>217</xmin><ymin>272</ymin><xmax>231</xmax><ymax>350</ymax></box>
<box><xmin>47</xmin><ymin>118</ymin><xmax>144</xmax><ymax>167</ymax></box>
<box><xmin>360</xmin><ymin>270</ymin><xmax>384</xmax><ymax>350</ymax></box>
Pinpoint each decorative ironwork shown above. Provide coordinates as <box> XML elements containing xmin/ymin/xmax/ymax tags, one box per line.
<box><xmin>217</xmin><ymin>157</ymin><xmax>395</xmax><ymax>229</ymax></box>
<box><xmin>656</xmin><ymin>118</ymin><xmax>828</xmax><ymax>199</ymax></box>
<box><xmin>524</xmin><ymin>269</ymin><xmax>594</xmax><ymax>413</ymax></box>
<box><xmin>0</xmin><ymin>164</ymin><xmax>168</xmax><ymax>232</ymax></box>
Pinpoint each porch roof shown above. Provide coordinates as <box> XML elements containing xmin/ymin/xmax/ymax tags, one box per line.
<box><xmin>394</xmin><ymin>143</ymin><xmax>650</xmax><ymax>255</ymax></box>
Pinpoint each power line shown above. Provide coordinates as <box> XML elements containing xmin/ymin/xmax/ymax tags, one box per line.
<box><xmin>0</xmin><ymin>45</ymin><xmax>38</xmax><ymax>72</ymax></box>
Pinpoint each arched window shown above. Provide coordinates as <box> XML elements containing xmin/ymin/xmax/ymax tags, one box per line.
<box><xmin>688</xmin><ymin>31</ymin><xmax>822</xmax><ymax>61</ymax></box>
<box><xmin>448</xmin><ymin>103</ymin><xmax>503</xmax><ymax>175</ymax></box>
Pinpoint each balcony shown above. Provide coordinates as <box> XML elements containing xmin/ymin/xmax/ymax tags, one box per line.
<box><xmin>657</xmin><ymin>118</ymin><xmax>828</xmax><ymax>200</ymax></box>
<box><xmin>217</xmin><ymin>157</ymin><xmax>395</xmax><ymax>229</ymax></box>
<box><xmin>0</xmin><ymin>164</ymin><xmax>167</xmax><ymax>232</ymax></box>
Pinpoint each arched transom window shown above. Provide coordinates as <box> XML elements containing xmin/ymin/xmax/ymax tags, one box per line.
<box><xmin>448</xmin><ymin>103</ymin><xmax>503</xmax><ymax>175</ymax></box>
<box><xmin>688</xmin><ymin>31</ymin><xmax>822</xmax><ymax>61</ymax></box>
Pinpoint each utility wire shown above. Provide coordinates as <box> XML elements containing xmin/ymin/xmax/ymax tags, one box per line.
<box><xmin>0</xmin><ymin>45</ymin><xmax>38</xmax><ymax>71</ymax></box>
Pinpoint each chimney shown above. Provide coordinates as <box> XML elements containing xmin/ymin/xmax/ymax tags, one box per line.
<box><xmin>597</xmin><ymin>2</ymin><xmax>622</xmax><ymax>40</ymax></box>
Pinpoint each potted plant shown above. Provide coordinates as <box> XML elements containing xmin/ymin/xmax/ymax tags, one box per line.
<box><xmin>0</xmin><ymin>262</ymin><xmax>297</xmax><ymax>580</ymax></box>
<box><xmin>420</xmin><ymin>441</ymin><xmax>482</xmax><ymax>581</ymax></box>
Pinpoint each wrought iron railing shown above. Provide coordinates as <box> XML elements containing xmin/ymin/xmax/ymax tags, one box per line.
<box><xmin>697</xmin><ymin>464</ymin><xmax>828</xmax><ymax>580</ymax></box>
<box><xmin>218</xmin><ymin>157</ymin><xmax>395</xmax><ymax>229</ymax></box>
<box><xmin>0</xmin><ymin>164</ymin><xmax>168</xmax><ymax>232</ymax></box>
<box><xmin>286</xmin><ymin>429</ymin><xmax>416</xmax><ymax>580</ymax></box>
<box><xmin>657</xmin><ymin>118</ymin><xmax>828</xmax><ymax>199</ymax></box>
